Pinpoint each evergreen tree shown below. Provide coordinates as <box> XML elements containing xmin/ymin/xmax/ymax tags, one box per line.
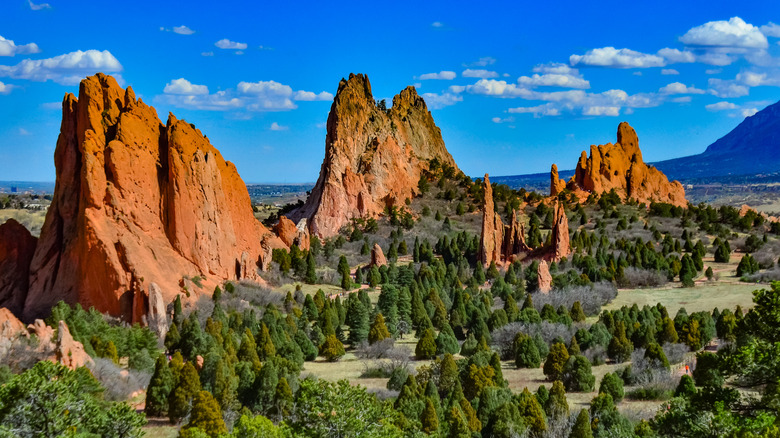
<box><xmin>607</xmin><ymin>321</ymin><xmax>633</xmax><ymax>363</ymax></box>
<box><xmin>571</xmin><ymin>301</ymin><xmax>586</xmax><ymax>322</ymax></box>
<box><xmin>513</xmin><ymin>333</ymin><xmax>541</xmax><ymax>369</ymax></box>
<box><xmin>273</xmin><ymin>377</ymin><xmax>293</xmax><ymax>420</ymax></box>
<box><xmin>146</xmin><ymin>354</ymin><xmax>174</xmax><ymax>417</ymax></box>
<box><xmin>644</xmin><ymin>343</ymin><xmax>670</xmax><ymax>369</ymax></box>
<box><xmin>563</xmin><ymin>355</ymin><xmax>595</xmax><ymax>392</ymax></box>
<box><xmin>338</xmin><ymin>255</ymin><xmax>351</xmax><ymax>290</ymax></box>
<box><xmin>446</xmin><ymin>406</ymin><xmax>471</xmax><ymax>438</ymax></box>
<box><xmin>658</xmin><ymin>317</ymin><xmax>679</xmax><ymax>344</ymax></box>
<box><xmin>674</xmin><ymin>374</ymin><xmax>696</xmax><ymax>398</ymax></box>
<box><xmin>416</xmin><ymin>328</ymin><xmax>437</xmax><ymax>359</ymax></box>
<box><xmin>439</xmin><ymin>354</ymin><xmax>459</xmax><ymax>396</ymax></box>
<box><xmin>569</xmin><ymin>409</ymin><xmax>593</xmax><ymax>438</ymax></box>
<box><xmin>304</xmin><ymin>253</ymin><xmax>317</xmax><ymax>284</ymax></box>
<box><xmin>545</xmin><ymin>380</ymin><xmax>569</xmax><ymax>419</ymax></box>
<box><xmin>184</xmin><ymin>391</ymin><xmax>227</xmax><ymax>437</ymax></box>
<box><xmin>421</xmin><ymin>398</ymin><xmax>440</xmax><ymax>434</ymax></box>
<box><xmin>543</xmin><ymin>342</ymin><xmax>570</xmax><ymax>381</ymax></box>
<box><xmin>599</xmin><ymin>372</ymin><xmax>624</xmax><ymax>402</ymax></box>
<box><xmin>368</xmin><ymin>313</ymin><xmax>391</xmax><ymax>344</ymax></box>
<box><xmin>345</xmin><ymin>296</ymin><xmax>369</xmax><ymax>345</ymax></box>
<box><xmin>320</xmin><ymin>334</ymin><xmax>345</xmax><ymax>362</ymax></box>
<box><xmin>168</xmin><ymin>362</ymin><xmax>202</xmax><ymax>424</ymax></box>
<box><xmin>256</xmin><ymin>323</ymin><xmax>276</xmax><ymax>361</ymax></box>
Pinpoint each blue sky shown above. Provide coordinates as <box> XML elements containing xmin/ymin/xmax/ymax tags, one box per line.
<box><xmin>1</xmin><ymin>0</ymin><xmax>779</xmax><ymax>183</ymax></box>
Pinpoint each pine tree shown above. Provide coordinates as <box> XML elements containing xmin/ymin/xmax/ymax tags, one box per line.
<box><xmin>304</xmin><ymin>253</ymin><xmax>317</xmax><ymax>284</ymax></box>
<box><xmin>184</xmin><ymin>391</ymin><xmax>226</xmax><ymax>437</ymax></box>
<box><xmin>165</xmin><ymin>322</ymin><xmax>181</xmax><ymax>352</ymax></box>
<box><xmin>421</xmin><ymin>398</ymin><xmax>440</xmax><ymax>434</ymax></box>
<box><xmin>570</xmin><ymin>301</ymin><xmax>586</xmax><ymax>322</ymax></box>
<box><xmin>338</xmin><ymin>255</ymin><xmax>351</xmax><ymax>290</ymax></box>
<box><xmin>273</xmin><ymin>377</ymin><xmax>293</xmax><ymax>420</ymax></box>
<box><xmin>644</xmin><ymin>343</ymin><xmax>670</xmax><ymax>369</ymax></box>
<box><xmin>517</xmin><ymin>388</ymin><xmax>547</xmax><ymax>434</ymax></box>
<box><xmin>675</xmin><ymin>374</ymin><xmax>696</xmax><ymax>397</ymax></box>
<box><xmin>514</xmin><ymin>333</ymin><xmax>541</xmax><ymax>369</ymax></box>
<box><xmin>545</xmin><ymin>380</ymin><xmax>569</xmax><ymax>419</ymax></box>
<box><xmin>416</xmin><ymin>328</ymin><xmax>437</xmax><ymax>360</ymax></box>
<box><xmin>320</xmin><ymin>334</ymin><xmax>345</xmax><ymax>362</ymax></box>
<box><xmin>543</xmin><ymin>342</ymin><xmax>570</xmax><ymax>381</ymax></box>
<box><xmin>256</xmin><ymin>323</ymin><xmax>276</xmax><ymax>361</ymax></box>
<box><xmin>446</xmin><ymin>406</ymin><xmax>470</xmax><ymax>438</ymax></box>
<box><xmin>569</xmin><ymin>409</ymin><xmax>593</xmax><ymax>438</ymax></box>
<box><xmin>658</xmin><ymin>317</ymin><xmax>679</xmax><ymax>344</ymax></box>
<box><xmin>563</xmin><ymin>355</ymin><xmax>595</xmax><ymax>392</ymax></box>
<box><xmin>436</xmin><ymin>323</ymin><xmax>460</xmax><ymax>356</ymax></box>
<box><xmin>599</xmin><ymin>372</ymin><xmax>624</xmax><ymax>402</ymax></box>
<box><xmin>146</xmin><ymin>354</ymin><xmax>174</xmax><ymax>417</ymax></box>
<box><xmin>439</xmin><ymin>354</ymin><xmax>459</xmax><ymax>396</ymax></box>
<box><xmin>168</xmin><ymin>362</ymin><xmax>202</xmax><ymax>424</ymax></box>
<box><xmin>368</xmin><ymin>313</ymin><xmax>391</xmax><ymax>344</ymax></box>
<box><xmin>345</xmin><ymin>296</ymin><xmax>369</xmax><ymax>345</ymax></box>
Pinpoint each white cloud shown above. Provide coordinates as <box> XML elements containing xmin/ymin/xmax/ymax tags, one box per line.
<box><xmin>532</xmin><ymin>63</ymin><xmax>576</xmax><ymax>75</ymax></box>
<box><xmin>491</xmin><ymin>116</ymin><xmax>514</xmax><ymax>124</ymax></box>
<box><xmin>237</xmin><ymin>80</ymin><xmax>296</xmax><ymax>110</ymax></box>
<box><xmin>215</xmin><ymin>39</ymin><xmax>247</xmax><ymax>50</ymax></box>
<box><xmin>421</xmin><ymin>92</ymin><xmax>462</xmax><ymax>109</ymax></box>
<box><xmin>201</xmin><ymin>51</ymin><xmax>214</xmax><ymax>57</ymax></box>
<box><xmin>707</xmin><ymin>78</ymin><xmax>749</xmax><ymax>97</ymax></box>
<box><xmin>0</xmin><ymin>50</ymin><xmax>122</xmax><ymax>84</ymax></box>
<box><xmin>696</xmin><ymin>52</ymin><xmax>735</xmax><ymax>66</ymax></box>
<box><xmin>431</xmin><ymin>21</ymin><xmax>444</xmax><ymax>28</ymax></box>
<box><xmin>661</xmin><ymin>69</ymin><xmax>680</xmax><ymax>75</ymax></box>
<box><xmin>583</xmin><ymin>106</ymin><xmax>621</xmax><ymax>116</ymax></box>
<box><xmin>705</xmin><ymin>101</ymin><xmax>737</xmax><ymax>111</ymax></box>
<box><xmin>293</xmin><ymin>90</ymin><xmax>333</xmax><ymax>101</ymax></box>
<box><xmin>418</xmin><ymin>71</ymin><xmax>456</xmax><ymax>80</ymax></box>
<box><xmin>517</xmin><ymin>68</ymin><xmax>590</xmax><ymax>89</ymax></box>
<box><xmin>570</xmin><ymin>47</ymin><xmax>666</xmax><ymax>68</ymax></box>
<box><xmin>467</xmin><ymin>57</ymin><xmax>496</xmax><ymax>67</ymax></box>
<box><xmin>705</xmin><ymin>68</ymin><xmax>722</xmax><ymax>74</ymax></box>
<box><xmin>17</xmin><ymin>128</ymin><xmax>30</xmax><ymax>136</ymax></box>
<box><xmin>672</xmin><ymin>96</ymin><xmax>692</xmax><ymax>103</ymax></box>
<box><xmin>742</xmin><ymin>107</ymin><xmax>759</xmax><ymax>117</ymax></box>
<box><xmin>658</xmin><ymin>82</ymin><xmax>705</xmax><ymax>95</ymax></box>
<box><xmin>270</xmin><ymin>122</ymin><xmax>288</xmax><ymax>131</ymax></box>
<box><xmin>41</xmin><ymin>102</ymin><xmax>60</xmax><ymax>109</ymax></box>
<box><xmin>0</xmin><ymin>35</ymin><xmax>41</xmax><ymax>56</ymax></box>
<box><xmin>156</xmin><ymin>91</ymin><xmax>243</xmax><ymax>111</ymax></box>
<box><xmin>761</xmin><ymin>22</ymin><xmax>780</xmax><ymax>37</ymax></box>
<box><xmin>462</xmin><ymin>69</ymin><xmax>498</xmax><ymax>78</ymax></box>
<box><xmin>680</xmin><ymin>17</ymin><xmax>767</xmax><ymax>49</ymax></box>
<box><xmin>163</xmin><ymin>78</ymin><xmax>209</xmax><ymax>95</ymax></box>
<box><xmin>633</xmin><ymin>71</ymin><xmax>643</xmax><ymax>76</ymax></box>
<box><xmin>173</xmin><ymin>25</ymin><xmax>195</xmax><ymax>35</ymax></box>
<box><xmin>657</xmin><ymin>48</ymin><xmax>696</xmax><ymax>63</ymax></box>
<box><xmin>28</xmin><ymin>0</ymin><xmax>50</xmax><ymax>10</ymax></box>
<box><xmin>466</xmin><ymin>79</ymin><xmax>529</xmax><ymax>97</ymax></box>
<box><xmin>507</xmin><ymin>103</ymin><xmax>561</xmax><ymax>117</ymax></box>
<box><xmin>0</xmin><ymin>81</ymin><xmax>13</xmax><ymax>94</ymax></box>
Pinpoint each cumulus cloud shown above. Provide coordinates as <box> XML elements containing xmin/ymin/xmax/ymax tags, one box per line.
<box><xmin>17</xmin><ymin>128</ymin><xmax>31</xmax><ymax>136</ymax></box>
<box><xmin>28</xmin><ymin>0</ymin><xmax>50</xmax><ymax>10</ymax></box>
<box><xmin>293</xmin><ymin>90</ymin><xmax>333</xmax><ymax>101</ymax></box>
<box><xmin>761</xmin><ymin>22</ymin><xmax>780</xmax><ymax>38</ymax></box>
<box><xmin>657</xmin><ymin>48</ymin><xmax>696</xmax><ymax>64</ymax></box>
<box><xmin>742</xmin><ymin>107</ymin><xmax>759</xmax><ymax>117</ymax></box>
<box><xmin>707</xmin><ymin>78</ymin><xmax>750</xmax><ymax>98</ymax></box>
<box><xmin>672</xmin><ymin>96</ymin><xmax>692</xmax><ymax>103</ymax></box>
<box><xmin>157</xmin><ymin>91</ymin><xmax>243</xmax><ymax>111</ymax></box>
<box><xmin>421</xmin><ymin>91</ymin><xmax>463</xmax><ymax>109</ymax></box>
<box><xmin>418</xmin><ymin>71</ymin><xmax>456</xmax><ymax>80</ymax></box>
<box><xmin>201</xmin><ymin>51</ymin><xmax>214</xmax><ymax>57</ymax></box>
<box><xmin>466</xmin><ymin>79</ymin><xmax>529</xmax><ymax>97</ymax></box>
<box><xmin>661</xmin><ymin>69</ymin><xmax>680</xmax><ymax>75</ymax></box>
<box><xmin>507</xmin><ymin>103</ymin><xmax>561</xmax><ymax>117</ymax></box>
<box><xmin>215</xmin><ymin>39</ymin><xmax>247</xmax><ymax>50</ymax></box>
<box><xmin>705</xmin><ymin>68</ymin><xmax>722</xmax><ymax>74</ymax></box>
<box><xmin>0</xmin><ymin>50</ymin><xmax>122</xmax><ymax>84</ymax></box>
<box><xmin>270</xmin><ymin>122</ymin><xmax>288</xmax><ymax>131</ymax></box>
<box><xmin>0</xmin><ymin>81</ymin><xmax>13</xmax><ymax>94</ymax></box>
<box><xmin>532</xmin><ymin>63</ymin><xmax>576</xmax><ymax>74</ymax></box>
<box><xmin>463</xmin><ymin>69</ymin><xmax>498</xmax><ymax>78</ymax></box>
<box><xmin>518</xmin><ymin>65</ymin><xmax>589</xmax><ymax>89</ymax></box>
<box><xmin>173</xmin><ymin>25</ymin><xmax>195</xmax><ymax>35</ymax></box>
<box><xmin>0</xmin><ymin>35</ymin><xmax>40</xmax><ymax>56</ymax></box>
<box><xmin>680</xmin><ymin>17</ymin><xmax>768</xmax><ymax>49</ymax></box>
<box><xmin>163</xmin><ymin>78</ymin><xmax>208</xmax><ymax>95</ymax></box>
<box><xmin>491</xmin><ymin>116</ymin><xmax>514</xmax><ymax>124</ymax></box>
<box><xmin>658</xmin><ymin>82</ymin><xmax>705</xmax><ymax>95</ymax></box>
<box><xmin>466</xmin><ymin>57</ymin><xmax>496</xmax><ymax>67</ymax></box>
<box><xmin>705</xmin><ymin>101</ymin><xmax>737</xmax><ymax>111</ymax></box>
<box><xmin>570</xmin><ymin>47</ymin><xmax>666</xmax><ymax>68</ymax></box>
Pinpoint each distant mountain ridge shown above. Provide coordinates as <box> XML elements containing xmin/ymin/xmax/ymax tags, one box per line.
<box><xmin>653</xmin><ymin>100</ymin><xmax>780</xmax><ymax>179</ymax></box>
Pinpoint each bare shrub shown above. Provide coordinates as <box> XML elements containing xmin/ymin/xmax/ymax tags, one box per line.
<box><xmin>89</xmin><ymin>358</ymin><xmax>151</xmax><ymax>401</ymax></box>
<box><xmin>583</xmin><ymin>345</ymin><xmax>607</xmax><ymax>365</ymax></box>
<box><xmin>753</xmin><ymin>249</ymin><xmax>777</xmax><ymax>269</ymax></box>
<box><xmin>533</xmin><ymin>282</ymin><xmax>617</xmax><ymax>315</ymax></box>
<box><xmin>745</xmin><ymin>268</ymin><xmax>780</xmax><ymax>283</ymax></box>
<box><xmin>367</xmin><ymin>388</ymin><xmax>398</xmax><ymax>401</ymax></box>
<box><xmin>355</xmin><ymin>340</ymin><xmax>411</xmax><ymax>375</ymax></box>
<box><xmin>662</xmin><ymin>343</ymin><xmax>690</xmax><ymax>365</ymax></box>
<box><xmin>539</xmin><ymin>413</ymin><xmax>576</xmax><ymax>438</ymax></box>
<box><xmin>354</xmin><ymin>339</ymin><xmax>396</xmax><ymax>360</ymax></box>
<box><xmin>492</xmin><ymin>322</ymin><xmax>578</xmax><ymax>359</ymax></box>
<box><xmin>0</xmin><ymin>335</ymin><xmax>49</xmax><ymax>372</ymax></box>
<box><xmin>618</xmin><ymin>268</ymin><xmax>667</xmax><ymax>288</ymax></box>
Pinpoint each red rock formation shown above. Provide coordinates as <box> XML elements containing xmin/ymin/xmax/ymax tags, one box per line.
<box><xmin>537</xmin><ymin>261</ymin><xmax>552</xmax><ymax>293</ymax></box>
<box><xmin>371</xmin><ymin>243</ymin><xmax>387</xmax><ymax>267</ymax></box>
<box><xmin>556</xmin><ymin>122</ymin><xmax>686</xmax><ymax>207</ymax></box>
<box><xmin>274</xmin><ymin>216</ymin><xmax>311</xmax><ymax>250</ymax></box>
<box><xmin>17</xmin><ymin>73</ymin><xmax>285</xmax><ymax>322</ymax></box>
<box><xmin>290</xmin><ymin>73</ymin><xmax>458</xmax><ymax>238</ymax></box>
<box><xmin>502</xmin><ymin>209</ymin><xmax>530</xmax><ymax>263</ymax></box>
<box><xmin>550</xmin><ymin>164</ymin><xmax>567</xmax><ymax>197</ymax></box>
<box><xmin>0</xmin><ymin>307</ymin><xmax>26</xmax><ymax>340</ymax></box>
<box><xmin>0</xmin><ymin>219</ymin><xmax>37</xmax><ymax>316</ymax></box>
<box><xmin>550</xmin><ymin>201</ymin><xmax>570</xmax><ymax>260</ymax></box>
<box><xmin>55</xmin><ymin>320</ymin><xmax>92</xmax><ymax>369</ymax></box>
<box><xmin>146</xmin><ymin>283</ymin><xmax>168</xmax><ymax>341</ymax></box>
<box><xmin>479</xmin><ymin>174</ymin><xmax>504</xmax><ymax>266</ymax></box>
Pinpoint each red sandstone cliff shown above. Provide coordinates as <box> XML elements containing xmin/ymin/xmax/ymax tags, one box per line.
<box><xmin>551</xmin><ymin>122</ymin><xmax>686</xmax><ymax>208</ymax></box>
<box><xmin>290</xmin><ymin>73</ymin><xmax>458</xmax><ymax>238</ymax></box>
<box><xmin>14</xmin><ymin>74</ymin><xmax>284</xmax><ymax>321</ymax></box>
<box><xmin>0</xmin><ymin>220</ymin><xmax>37</xmax><ymax>316</ymax></box>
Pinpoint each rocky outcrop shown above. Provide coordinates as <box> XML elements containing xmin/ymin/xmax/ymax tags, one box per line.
<box><xmin>274</xmin><ymin>216</ymin><xmax>311</xmax><ymax>250</ymax></box>
<box><xmin>537</xmin><ymin>261</ymin><xmax>552</xmax><ymax>293</ymax></box>
<box><xmin>550</xmin><ymin>164</ymin><xmax>567</xmax><ymax>197</ymax></box>
<box><xmin>0</xmin><ymin>307</ymin><xmax>26</xmax><ymax>340</ymax></box>
<box><xmin>0</xmin><ymin>220</ymin><xmax>37</xmax><ymax>316</ymax></box>
<box><xmin>371</xmin><ymin>243</ymin><xmax>387</xmax><ymax>267</ymax></box>
<box><xmin>502</xmin><ymin>209</ymin><xmax>530</xmax><ymax>261</ymax></box>
<box><xmin>0</xmin><ymin>315</ymin><xmax>92</xmax><ymax>370</ymax></box>
<box><xmin>146</xmin><ymin>283</ymin><xmax>168</xmax><ymax>341</ymax></box>
<box><xmin>739</xmin><ymin>204</ymin><xmax>779</xmax><ymax>223</ymax></box>
<box><xmin>553</xmin><ymin>122</ymin><xmax>686</xmax><ymax>207</ymax></box>
<box><xmin>56</xmin><ymin>320</ymin><xmax>92</xmax><ymax>369</ymax></box>
<box><xmin>290</xmin><ymin>73</ymin><xmax>458</xmax><ymax>238</ymax></box>
<box><xmin>10</xmin><ymin>73</ymin><xmax>285</xmax><ymax>322</ymax></box>
<box><xmin>479</xmin><ymin>174</ymin><xmax>504</xmax><ymax>266</ymax></box>
<box><xmin>550</xmin><ymin>201</ymin><xmax>570</xmax><ymax>260</ymax></box>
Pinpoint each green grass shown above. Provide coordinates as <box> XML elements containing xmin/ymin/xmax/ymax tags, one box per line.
<box><xmin>605</xmin><ymin>282</ymin><xmax>759</xmax><ymax>315</ymax></box>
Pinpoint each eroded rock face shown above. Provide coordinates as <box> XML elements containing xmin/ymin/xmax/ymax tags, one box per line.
<box><xmin>550</xmin><ymin>201</ymin><xmax>570</xmax><ymax>261</ymax></box>
<box><xmin>0</xmin><ymin>219</ymin><xmax>37</xmax><ymax>316</ymax></box>
<box><xmin>557</xmin><ymin>122</ymin><xmax>686</xmax><ymax>207</ymax></box>
<box><xmin>479</xmin><ymin>174</ymin><xmax>504</xmax><ymax>266</ymax></box>
<box><xmin>550</xmin><ymin>164</ymin><xmax>567</xmax><ymax>197</ymax></box>
<box><xmin>537</xmin><ymin>261</ymin><xmax>552</xmax><ymax>293</ymax></box>
<box><xmin>18</xmin><ymin>73</ymin><xmax>284</xmax><ymax>322</ymax></box>
<box><xmin>290</xmin><ymin>73</ymin><xmax>458</xmax><ymax>238</ymax></box>
<box><xmin>56</xmin><ymin>320</ymin><xmax>93</xmax><ymax>369</ymax></box>
<box><xmin>0</xmin><ymin>307</ymin><xmax>26</xmax><ymax>340</ymax></box>
<box><xmin>274</xmin><ymin>216</ymin><xmax>311</xmax><ymax>250</ymax></box>
<box><xmin>371</xmin><ymin>243</ymin><xmax>387</xmax><ymax>267</ymax></box>
<box><xmin>146</xmin><ymin>283</ymin><xmax>168</xmax><ymax>341</ymax></box>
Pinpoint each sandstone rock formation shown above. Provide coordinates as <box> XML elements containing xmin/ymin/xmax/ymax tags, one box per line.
<box><xmin>371</xmin><ymin>243</ymin><xmax>387</xmax><ymax>267</ymax></box>
<box><xmin>290</xmin><ymin>73</ymin><xmax>458</xmax><ymax>238</ymax></box>
<box><xmin>552</xmin><ymin>122</ymin><xmax>686</xmax><ymax>207</ymax></box>
<box><xmin>550</xmin><ymin>164</ymin><xmax>567</xmax><ymax>197</ymax></box>
<box><xmin>537</xmin><ymin>261</ymin><xmax>552</xmax><ymax>293</ymax></box>
<box><xmin>0</xmin><ymin>307</ymin><xmax>26</xmax><ymax>340</ymax></box>
<box><xmin>56</xmin><ymin>320</ymin><xmax>93</xmax><ymax>369</ymax></box>
<box><xmin>0</xmin><ymin>314</ymin><xmax>92</xmax><ymax>370</ymax></box>
<box><xmin>0</xmin><ymin>219</ymin><xmax>37</xmax><ymax>316</ymax></box>
<box><xmin>6</xmin><ymin>73</ymin><xmax>284</xmax><ymax>322</ymax></box>
<box><xmin>550</xmin><ymin>201</ymin><xmax>570</xmax><ymax>261</ymax></box>
<box><xmin>502</xmin><ymin>209</ymin><xmax>530</xmax><ymax>261</ymax></box>
<box><xmin>274</xmin><ymin>216</ymin><xmax>311</xmax><ymax>250</ymax></box>
<box><xmin>479</xmin><ymin>174</ymin><xmax>505</xmax><ymax>266</ymax></box>
<box><xmin>739</xmin><ymin>204</ymin><xmax>779</xmax><ymax>223</ymax></box>
<box><xmin>146</xmin><ymin>283</ymin><xmax>168</xmax><ymax>341</ymax></box>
